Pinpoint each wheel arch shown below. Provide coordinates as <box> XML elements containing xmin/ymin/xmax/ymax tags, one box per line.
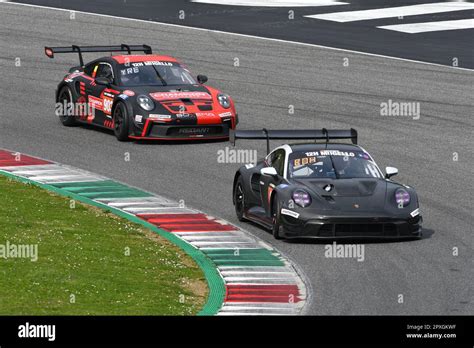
<box><xmin>232</xmin><ymin>171</ymin><xmax>242</xmax><ymax>206</ymax></box>
<box><xmin>56</xmin><ymin>82</ymin><xmax>73</xmax><ymax>102</ymax></box>
<box><xmin>112</xmin><ymin>97</ymin><xmax>135</xmax><ymax>136</ymax></box>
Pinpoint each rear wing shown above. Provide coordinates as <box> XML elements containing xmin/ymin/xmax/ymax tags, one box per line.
<box><xmin>230</xmin><ymin>128</ymin><xmax>358</xmax><ymax>154</ymax></box>
<box><xmin>44</xmin><ymin>44</ymin><xmax>153</xmax><ymax>66</ymax></box>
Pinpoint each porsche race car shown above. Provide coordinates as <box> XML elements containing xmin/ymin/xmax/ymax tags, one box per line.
<box><xmin>45</xmin><ymin>44</ymin><xmax>238</xmax><ymax>141</ymax></box>
<box><xmin>231</xmin><ymin>129</ymin><xmax>422</xmax><ymax>240</ymax></box>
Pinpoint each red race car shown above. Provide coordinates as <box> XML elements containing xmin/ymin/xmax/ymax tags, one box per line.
<box><xmin>45</xmin><ymin>44</ymin><xmax>238</xmax><ymax>141</ymax></box>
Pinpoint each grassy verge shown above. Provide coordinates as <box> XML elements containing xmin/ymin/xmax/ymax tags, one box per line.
<box><xmin>0</xmin><ymin>176</ymin><xmax>208</xmax><ymax>315</ymax></box>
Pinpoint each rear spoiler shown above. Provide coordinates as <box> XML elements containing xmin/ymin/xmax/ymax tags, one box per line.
<box><xmin>230</xmin><ymin>128</ymin><xmax>358</xmax><ymax>154</ymax></box>
<box><xmin>44</xmin><ymin>44</ymin><xmax>153</xmax><ymax>66</ymax></box>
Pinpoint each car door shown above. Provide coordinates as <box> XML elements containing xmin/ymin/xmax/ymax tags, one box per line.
<box><xmin>86</xmin><ymin>61</ymin><xmax>115</xmax><ymax>126</ymax></box>
<box><xmin>260</xmin><ymin>148</ymin><xmax>286</xmax><ymax>218</ymax></box>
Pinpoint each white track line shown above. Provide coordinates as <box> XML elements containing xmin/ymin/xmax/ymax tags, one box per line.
<box><xmin>191</xmin><ymin>0</ymin><xmax>348</xmax><ymax>6</ymax></box>
<box><xmin>305</xmin><ymin>2</ymin><xmax>474</xmax><ymax>22</ymax></box>
<box><xmin>378</xmin><ymin>18</ymin><xmax>474</xmax><ymax>33</ymax></box>
<box><xmin>2</xmin><ymin>1</ymin><xmax>473</xmax><ymax>71</ymax></box>
<box><xmin>0</xmin><ymin>164</ymin><xmax>60</xmax><ymax>171</ymax></box>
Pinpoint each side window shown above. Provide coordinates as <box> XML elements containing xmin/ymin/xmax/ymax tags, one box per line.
<box><xmin>96</xmin><ymin>63</ymin><xmax>114</xmax><ymax>81</ymax></box>
<box><xmin>270</xmin><ymin>150</ymin><xmax>285</xmax><ymax>177</ymax></box>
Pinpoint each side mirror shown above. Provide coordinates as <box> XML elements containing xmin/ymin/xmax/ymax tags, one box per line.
<box><xmin>385</xmin><ymin>166</ymin><xmax>398</xmax><ymax>179</ymax></box>
<box><xmin>95</xmin><ymin>77</ymin><xmax>111</xmax><ymax>86</ymax></box>
<box><xmin>197</xmin><ymin>75</ymin><xmax>208</xmax><ymax>84</ymax></box>
<box><xmin>69</xmin><ymin>66</ymin><xmax>82</xmax><ymax>73</ymax></box>
<box><xmin>261</xmin><ymin>167</ymin><xmax>278</xmax><ymax>177</ymax></box>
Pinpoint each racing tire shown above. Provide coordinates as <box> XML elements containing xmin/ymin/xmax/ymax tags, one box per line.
<box><xmin>113</xmin><ymin>102</ymin><xmax>131</xmax><ymax>141</ymax></box>
<box><xmin>271</xmin><ymin>196</ymin><xmax>283</xmax><ymax>240</ymax></box>
<box><xmin>57</xmin><ymin>86</ymin><xmax>77</xmax><ymax>127</ymax></box>
<box><xmin>234</xmin><ymin>176</ymin><xmax>247</xmax><ymax>222</ymax></box>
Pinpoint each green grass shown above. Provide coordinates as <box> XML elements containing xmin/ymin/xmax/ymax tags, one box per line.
<box><xmin>0</xmin><ymin>176</ymin><xmax>208</xmax><ymax>315</ymax></box>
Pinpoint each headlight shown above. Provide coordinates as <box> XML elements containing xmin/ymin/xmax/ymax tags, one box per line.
<box><xmin>395</xmin><ymin>188</ymin><xmax>410</xmax><ymax>207</ymax></box>
<box><xmin>137</xmin><ymin>95</ymin><xmax>155</xmax><ymax>111</ymax></box>
<box><xmin>292</xmin><ymin>190</ymin><xmax>312</xmax><ymax>208</ymax></box>
<box><xmin>218</xmin><ymin>94</ymin><xmax>231</xmax><ymax>109</ymax></box>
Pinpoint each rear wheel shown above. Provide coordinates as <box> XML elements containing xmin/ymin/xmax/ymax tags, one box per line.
<box><xmin>234</xmin><ymin>176</ymin><xmax>246</xmax><ymax>221</ymax></box>
<box><xmin>113</xmin><ymin>102</ymin><xmax>130</xmax><ymax>141</ymax></box>
<box><xmin>57</xmin><ymin>86</ymin><xmax>77</xmax><ymax>126</ymax></box>
<box><xmin>271</xmin><ymin>196</ymin><xmax>283</xmax><ymax>240</ymax></box>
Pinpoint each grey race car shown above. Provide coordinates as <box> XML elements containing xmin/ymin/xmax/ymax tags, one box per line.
<box><xmin>231</xmin><ymin>129</ymin><xmax>422</xmax><ymax>240</ymax></box>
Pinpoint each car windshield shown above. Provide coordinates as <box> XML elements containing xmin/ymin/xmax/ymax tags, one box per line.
<box><xmin>288</xmin><ymin>149</ymin><xmax>382</xmax><ymax>179</ymax></box>
<box><xmin>118</xmin><ymin>61</ymin><xmax>197</xmax><ymax>87</ymax></box>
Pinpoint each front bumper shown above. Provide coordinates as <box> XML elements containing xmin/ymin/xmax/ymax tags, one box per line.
<box><xmin>130</xmin><ymin>119</ymin><xmax>232</xmax><ymax>140</ymax></box>
<box><xmin>280</xmin><ymin>213</ymin><xmax>423</xmax><ymax>239</ymax></box>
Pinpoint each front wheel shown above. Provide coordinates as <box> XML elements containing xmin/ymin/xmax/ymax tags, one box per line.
<box><xmin>271</xmin><ymin>196</ymin><xmax>283</xmax><ymax>240</ymax></box>
<box><xmin>234</xmin><ymin>176</ymin><xmax>246</xmax><ymax>221</ymax></box>
<box><xmin>57</xmin><ymin>86</ymin><xmax>77</xmax><ymax>126</ymax></box>
<box><xmin>113</xmin><ymin>102</ymin><xmax>131</xmax><ymax>141</ymax></box>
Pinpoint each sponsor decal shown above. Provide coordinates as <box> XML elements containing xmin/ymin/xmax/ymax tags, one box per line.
<box><xmin>88</xmin><ymin>96</ymin><xmax>103</xmax><ymax>112</ymax></box>
<box><xmin>219</xmin><ymin>111</ymin><xmax>233</xmax><ymax>118</ymax></box>
<box><xmin>323</xmin><ymin>184</ymin><xmax>333</xmax><ymax>192</ymax></box>
<box><xmin>123</xmin><ymin>90</ymin><xmax>135</xmax><ymax>97</ymax></box>
<box><xmin>410</xmin><ymin>208</ymin><xmax>420</xmax><ymax>217</ymax></box>
<box><xmin>178</xmin><ymin>127</ymin><xmax>210</xmax><ymax>134</ymax></box>
<box><xmin>149</xmin><ymin>114</ymin><xmax>171</xmax><ymax>120</ymax></box>
<box><xmin>135</xmin><ymin>115</ymin><xmax>143</xmax><ymax>123</ymax></box>
<box><xmin>150</xmin><ymin>91</ymin><xmax>212</xmax><ymax>101</ymax></box>
<box><xmin>195</xmin><ymin>112</ymin><xmax>215</xmax><ymax>118</ymax></box>
<box><xmin>120</xmin><ymin>67</ymin><xmax>140</xmax><ymax>75</ymax></box>
<box><xmin>118</xmin><ymin>94</ymin><xmax>129</xmax><ymax>100</ymax></box>
<box><xmin>305</xmin><ymin>150</ymin><xmax>355</xmax><ymax>157</ymax></box>
<box><xmin>102</xmin><ymin>96</ymin><xmax>113</xmax><ymax>115</ymax></box>
<box><xmin>281</xmin><ymin>209</ymin><xmax>300</xmax><ymax>219</ymax></box>
<box><xmin>131</xmin><ymin>61</ymin><xmax>174</xmax><ymax>67</ymax></box>
<box><xmin>293</xmin><ymin>156</ymin><xmax>317</xmax><ymax>167</ymax></box>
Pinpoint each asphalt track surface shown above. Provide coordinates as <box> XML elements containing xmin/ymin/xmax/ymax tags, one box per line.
<box><xmin>0</xmin><ymin>2</ymin><xmax>473</xmax><ymax>315</ymax></box>
<box><xmin>13</xmin><ymin>0</ymin><xmax>474</xmax><ymax>68</ymax></box>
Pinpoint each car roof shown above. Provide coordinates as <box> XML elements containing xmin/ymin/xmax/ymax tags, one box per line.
<box><xmin>110</xmin><ymin>54</ymin><xmax>179</xmax><ymax>64</ymax></box>
<box><xmin>288</xmin><ymin>142</ymin><xmax>363</xmax><ymax>152</ymax></box>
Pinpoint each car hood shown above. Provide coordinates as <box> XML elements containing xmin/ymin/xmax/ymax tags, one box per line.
<box><xmin>129</xmin><ymin>84</ymin><xmax>212</xmax><ymax>101</ymax></box>
<box><xmin>293</xmin><ymin>178</ymin><xmax>389</xmax><ymax>213</ymax></box>
<box><xmin>297</xmin><ymin>178</ymin><xmax>382</xmax><ymax>197</ymax></box>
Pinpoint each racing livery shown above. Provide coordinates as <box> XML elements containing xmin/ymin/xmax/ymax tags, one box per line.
<box><xmin>231</xmin><ymin>129</ymin><xmax>422</xmax><ymax>240</ymax></box>
<box><xmin>45</xmin><ymin>44</ymin><xmax>238</xmax><ymax>141</ymax></box>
